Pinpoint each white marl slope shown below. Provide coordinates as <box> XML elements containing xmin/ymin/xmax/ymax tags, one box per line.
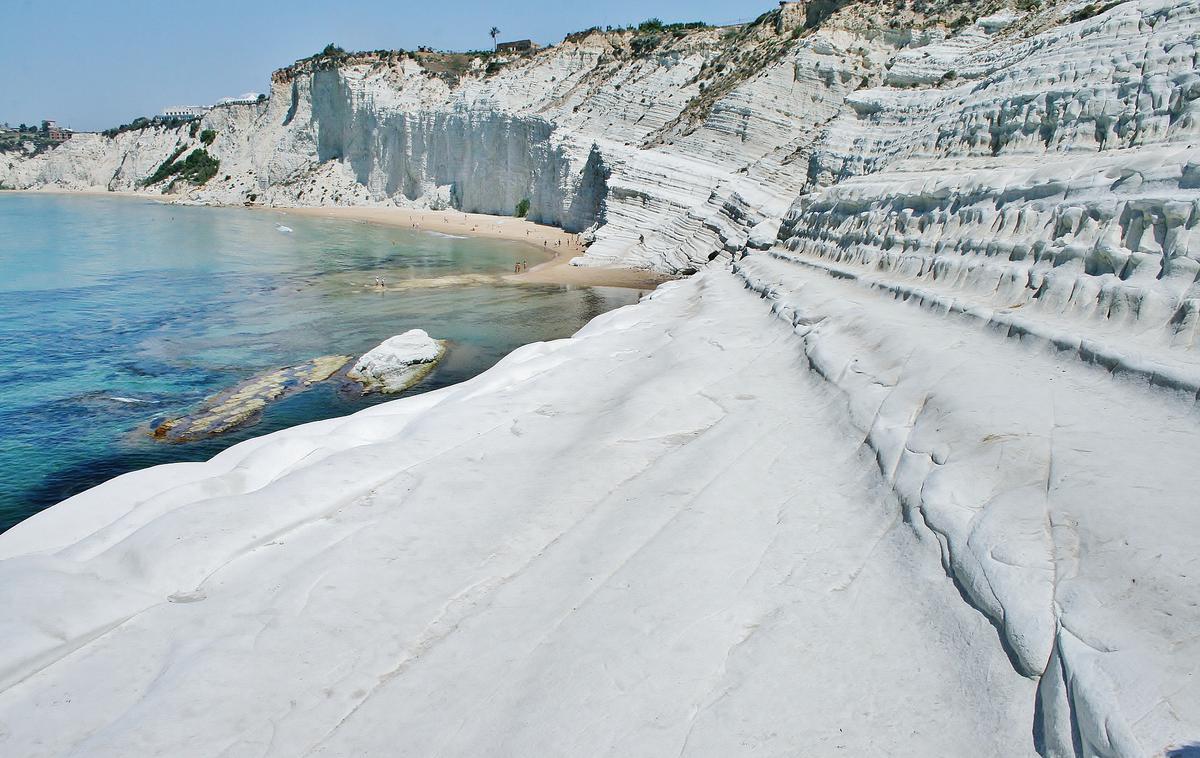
<box><xmin>2</xmin><ymin>0</ymin><xmax>1200</xmax><ymax>755</ymax></box>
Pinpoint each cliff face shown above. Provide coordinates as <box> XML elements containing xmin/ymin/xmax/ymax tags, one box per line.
<box><xmin>0</xmin><ymin>2</ymin><xmax>915</xmax><ymax>265</ymax></box>
<box><xmin>7</xmin><ymin>0</ymin><xmax>1195</xmax><ymax>284</ymax></box>
<box><xmin>10</xmin><ymin>2</ymin><xmax>1195</xmax><ymax>275</ymax></box>
<box><xmin>2</xmin><ymin>3</ymin><xmax>1200</xmax><ymax>755</ymax></box>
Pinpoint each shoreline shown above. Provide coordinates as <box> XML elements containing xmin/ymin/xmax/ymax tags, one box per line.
<box><xmin>270</xmin><ymin>205</ymin><xmax>675</xmax><ymax>291</ymax></box>
<box><xmin>2</xmin><ymin>187</ymin><xmax>157</xmax><ymax>200</ymax></box>
<box><xmin>2</xmin><ymin>190</ymin><xmax>671</xmax><ymax>291</ymax></box>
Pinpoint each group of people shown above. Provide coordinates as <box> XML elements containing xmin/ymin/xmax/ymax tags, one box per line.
<box><xmin>514</xmin><ymin>260</ymin><xmax>529</xmax><ymax>273</ymax></box>
<box><xmin>373</xmin><ymin>276</ymin><xmax>387</xmax><ymax>288</ymax></box>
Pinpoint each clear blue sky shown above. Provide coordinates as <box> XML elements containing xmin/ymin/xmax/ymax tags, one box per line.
<box><xmin>1</xmin><ymin>0</ymin><xmax>773</xmax><ymax>132</ymax></box>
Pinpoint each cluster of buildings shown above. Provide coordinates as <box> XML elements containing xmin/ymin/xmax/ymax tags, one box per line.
<box><xmin>0</xmin><ymin>120</ymin><xmax>73</xmax><ymax>140</ymax></box>
<box><xmin>42</xmin><ymin>120</ymin><xmax>72</xmax><ymax>140</ymax></box>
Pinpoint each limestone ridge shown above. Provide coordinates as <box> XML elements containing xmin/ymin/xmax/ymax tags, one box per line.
<box><xmin>10</xmin><ymin>0</ymin><xmax>1192</xmax><ymax>274</ymax></box>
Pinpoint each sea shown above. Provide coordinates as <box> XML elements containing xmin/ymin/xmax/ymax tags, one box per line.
<box><xmin>0</xmin><ymin>193</ymin><xmax>638</xmax><ymax>533</ymax></box>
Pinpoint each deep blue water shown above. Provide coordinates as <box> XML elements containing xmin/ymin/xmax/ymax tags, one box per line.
<box><xmin>0</xmin><ymin>194</ymin><xmax>637</xmax><ymax>533</ymax></box>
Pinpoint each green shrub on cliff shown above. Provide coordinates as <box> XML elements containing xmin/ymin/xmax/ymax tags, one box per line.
<box><xmin>176</xmin><ymin>149</ymin><xmax>220</xmax><ymax>184</ymax></box>
<box><xmin>144</xmin><ymin>145</ymin><xmax>188</xmax><ymax>185</ymax></box>
<box><xmin>1071</xmin><ymin>0</ymin><xmax>1121</xmax><ymax>21</ymax></box>
<box><xmin>143</xmin><ymin>148</ymin><xmax>219</xmax><ymax>187</ymax></box>
<box><xmin>515</xmin><ymin>198</ymin><xmax>531</xmax><ymax>217</ymax></box>
<box><xmin>199</xmin><ymin>129</ymin><xmax>216</xmax><ymax>146</ymax></box>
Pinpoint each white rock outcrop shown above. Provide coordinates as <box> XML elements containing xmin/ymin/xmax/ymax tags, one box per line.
<box><xmin>2</xmin><ymin>0</ymin><xmax>1200</xmax><ymax>755</ymax></box>
<box><xmin>347</xmin><ymin>329</ymin><xmax>444</xmax><ymax>393</ymax></box>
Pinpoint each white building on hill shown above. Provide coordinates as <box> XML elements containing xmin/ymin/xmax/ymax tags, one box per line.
<box><xmin>161</xmin><ymin>106</ymin><xmax>210</xmax><ymax>120</ymax></box>
<box><xmin>215</xmin><ymin>92</ymin><xmax>264</xmax><ymax>106</ymax></box>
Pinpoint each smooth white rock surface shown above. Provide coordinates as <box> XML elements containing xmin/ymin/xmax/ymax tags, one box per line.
<box><xmin>2</xmin><ymin>1</ymin><xmax>1200</xmax><ymax>754</ymax></box>
<box><xmin>0</xmin><ymin>266</ymin><xmax>1196</xmax><ymax>755</ymax></box>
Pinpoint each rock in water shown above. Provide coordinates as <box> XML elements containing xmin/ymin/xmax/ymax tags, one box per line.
<box><xmin>348</xmin><ymin>329</ymin><xmax>444</xmax><ymax>393</ymax></box>
<box><xmin>152</xmin><ymin>354</ymin><xmax>350</xmax><ymax>442</ymax></box>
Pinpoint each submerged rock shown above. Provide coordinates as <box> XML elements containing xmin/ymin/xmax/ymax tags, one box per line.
<box><xmin>347</xmin><ymin>329</ymin><xmax>444</xmax><ymax>393</ymax></box>
<box><xmin>152</xmin><ymin>354</ymin><xmax>350</xmax><ymax>442</ymax></box>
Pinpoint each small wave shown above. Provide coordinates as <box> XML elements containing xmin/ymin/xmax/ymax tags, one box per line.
<box><xmin>276</xmin><ymin>225</ymin><xmax>294</xmax><ymax>233</ymax></box>
<box><xmin>424</xmin><ymin>231</ymin><xmax>469</xmax><ymax>239</ymax></box>
<box><xmin>107</xmin><ymin>396</ymin><xmax>159</xmax><ymax>404</ymax></box>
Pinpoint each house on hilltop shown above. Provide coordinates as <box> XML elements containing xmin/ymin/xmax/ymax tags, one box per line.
<box><xmin>41</xmin><ymin>120</ymin><xmax>72</xmax><ymax>141</ymax></box>
<box><xmin>496</xmin><ymin>39</ymin><xmax>538</xmax><ymax>54</ymax></box>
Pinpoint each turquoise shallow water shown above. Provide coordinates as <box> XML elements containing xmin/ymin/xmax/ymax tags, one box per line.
<box><xmin>0</xmin><ymin>194</ymin><xmax>638</xmax><ymax>533</ymax></box>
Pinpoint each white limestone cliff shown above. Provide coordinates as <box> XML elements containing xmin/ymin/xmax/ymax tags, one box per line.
<box><xmin>1</xmin><ymin>0</ymin><xmax>1199</xmax><ymax>755</ymax></box>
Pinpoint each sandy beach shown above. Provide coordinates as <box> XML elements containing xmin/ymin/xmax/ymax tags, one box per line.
<box><xmin>5</xmin><ymin>188</ymin><xmax>157</xmax><ymax>200</ymax></box>
<box><xmin>269</xmin><ymin>205</ymin><xmax>674</xmax><ymax>291</ymax></box>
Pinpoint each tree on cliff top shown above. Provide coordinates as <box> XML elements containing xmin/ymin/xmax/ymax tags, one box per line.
<box><xmin>490</xmin><ymin>27</ymin><xmax>500</xmax><ymax>50</ymax></box>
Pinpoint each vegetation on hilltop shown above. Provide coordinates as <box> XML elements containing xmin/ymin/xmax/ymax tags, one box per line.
<box><xmin>100</xmin><ymin>116</ymin><xmax>201</xmax><ymax>139</ymax></box>
<box><xmin>278</xmin><ymin>15</ymin><xmax>716</xmax><ymax>83</ymax></box>
<box><xmin>0</xmin><ymin>124</ymin><xmax>70</xmax><ymax>156</ymax></box>
<box><xmin>636</xmin><ymin>18</ymin><xmax>708</xmax><ymax>33</ymax></box>
<box><xmin>564</xmin><ymin>17</ymin><xmax>709</xmax><ymax>45</ymax></box>
<box><xmin>102</xmin><ymin>117</ymin><xmax>153</xmax><ymax>138</ymax></box>
<box><xmin>272</xmin><ymin>40</ymin><xmax>531</xmax><ymax>86</ymax></box>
